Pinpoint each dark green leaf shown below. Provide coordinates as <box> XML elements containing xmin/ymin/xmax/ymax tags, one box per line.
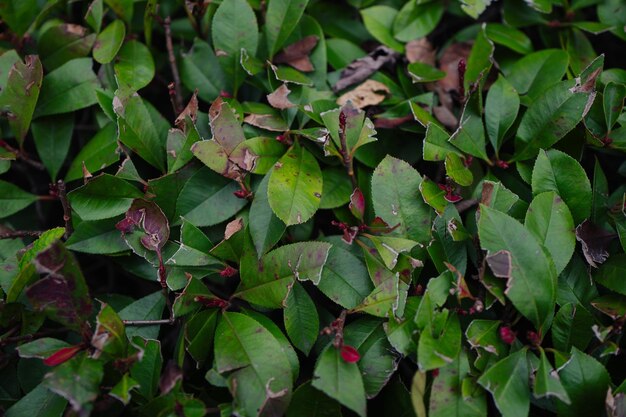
<box><xmin>284</xmin><ymin>282</ymin><xmax>319</xmax><ymax>355</ymax></box>
<box><xmin>32</xmin><ymin>114</ymin><xmax>73</xmax><ymax>181</ymax></box>
<box><xmin>93</xmin><ymin>19</ymin><xmax>125</xmax><ymax>64</ymax></box>
<box><xmin>68</xmin><ymin>174</ymin><xmax>142</xmax><ymax>220</ymax></box>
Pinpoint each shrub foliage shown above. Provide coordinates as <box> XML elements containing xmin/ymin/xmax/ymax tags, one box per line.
<box><xmin>0</xmin><ymin>0</ymin><xmax>625</xmax><ymax>416</ymax></box>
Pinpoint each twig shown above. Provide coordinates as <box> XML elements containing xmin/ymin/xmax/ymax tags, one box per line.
<box><xmin>0</xmin><ymin>230</ymin><xmax>44</xmax><ymax>239</ymax></box>
<box><xmin>0</xmin><ymin>140</ymin><xmax>45</xmax><ymax>171</ymax></box>
<box><xmin>122</xmin><ymin>319</ymin><xmax>175</xmax><ymax>326</ymax></box>
<box><xmin>456</xmin><ymin>198</ymin><xmax>479</xmax><ymax>214</ymax></box>
<box><xmin>56</xmin><ymin>179</ymin><xmax>73</xmax><ymax>239</ymax></box>
<box><xmin>0</xmin><ymin>328</ymin><xmax>67</xmax><ymax>346</ymax></box>
<box><xmin>164</xmin><ymin>16</ymin><xmax>184</xmax><ymax>115</ymax></box>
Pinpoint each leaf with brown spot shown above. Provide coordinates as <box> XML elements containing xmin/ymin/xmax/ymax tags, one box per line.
<box><xmin>174</xmin><ymin>90</ymin><xmax>198</xmax><ymax>131</ymax></box>
<box><xmin>244</xmin><ymin>113</ymin><xmax>289</xmax><ymax>132</ymax></box>
<box><xmin>273</xmin><ymin>35</ymin><xmax>319</xmax><ymax>72</ymax></box>
<box><xmin>336</xmin><ymin>79</ymin><xmax>390</xmax><ymax>109</ymax></box>
<box><xmin>575</xmin><ymin>220</ymin><xmax>616</xmax><ymax>268</ymax></box>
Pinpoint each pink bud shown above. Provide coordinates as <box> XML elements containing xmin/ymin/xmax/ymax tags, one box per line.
<box><xmin>340</xmin><ymin>345</ymin><xmax>360</xmax><ymax>363</ymax></box>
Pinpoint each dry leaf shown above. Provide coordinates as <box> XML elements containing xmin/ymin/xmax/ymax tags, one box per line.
<box><xmin>436</xmin><ymin>42</ymin><xmax>472</xmax><ymax>109</ymax></box>
<box><xmin>267</xmin><ymin>84</ymin><xmax>296</xmax><ymax>109</ymax></box>
<box><xmin>433</xmin><ymin>105</ymin><xmax>458</xmax><ymax>130</ymax></box>
<box><xmin>405</xmin><ymin>38</ymin><xmax>436</xmax><ymax>66</ymax></box>
<box><xmin>333</xmin><ymin>45</ymin><xmax>399</xmax><ymax>93</ymax></box>
<box><xmin>273</xmin><ymin>35</ymin><xmax>319</xmax><ymax>72</ymax></box>
<box><xmin>243</xmin><ymin>113</ymin><xmax>289</xmax><ymax>132</ymax></box>
<box><xmin>336</xmin><ymin>79</ymin><xmax>390</xmax><ymax>108</ymax></box>
<box><xmin>174</xmin><ymin>90</ymin><xmax>198</xmax><ymax>131</ymax></box>
<box><xmin>224</xmin><ymin>218</ymin><xmax>244</xmax><ymax>240</ymax></box>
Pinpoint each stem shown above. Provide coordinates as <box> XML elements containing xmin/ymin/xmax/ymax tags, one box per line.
<box><xmin>0</xmin><ymin>140</ymin><xmax>45</xmax><ymax>170</ymax></box>
<box><xmin>123</xmin><ymin>319</ymin><xmax>175</xmax><ymax>326</ymax></box>
<box><xmin>56</xmin><ymin>179</ymin><xmax>73</xmax><ymax>239</ymax></box>
<box><xmin>0</xmin><ymin>230</ymin><xmax>44</xmax><ymax>239</ymax></box>
<box><xmin>0</xmin><ymin>328</ymin><xmax>67</xmax><ymax>346</ymax></box>
<box><xmin>164</xmin><ymin>16</ymin><xmax>184</xmax><ymax>115</ymax></box>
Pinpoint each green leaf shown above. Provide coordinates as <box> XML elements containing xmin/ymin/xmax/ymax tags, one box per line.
<box><xmin>419</xmin><ymin>176</ymin><xmax>448</xmax><ymax>214</ymax></box>
<box><xmin>43</xmin><ymin>353</ymin><xmax>104</xmax><ymax>415</ymax></box>
<box><xmin>449</xmin><ymin>92</ymin><xmax>489</xmax><ymax>161</ymax></box>
<box><xmin>384</xmin><ymin>296</ymin><xmax>419</xmax><ymax>356</ymax></box>
<box><xmin>109</xmin><ymin>373</ymin><xmax>139</xmax><ymax>405</ymax></box>
<box><xmin>604</xmin><ymin>81</ymin><xmax>626</xmax><ymax>130</ymax></box>
<box><xmin>524</xmin><ymin>191</ymin><xmax>575</xmax><ymax>275</ymax></box>
<box><xmin>286</xmin><ymin>382</ymin><xmax>341</xmax><ymax>417</ymax></box>
<box><xmin>17</xmin><ymin>338</ymin><xmax>71</xmax><ymax>359</ymax></box>
<box><xmin>175</xmin><ymin>167</ymin><xmax>247</xmax><ymax>227</ymax></box>
<box><xmin>485</xmin><ymin>23</ymin><xmax>533</xmax><ymax>54</ymax></box>
<box><xmin>478</xmin><ymin>205</ymin><xmax>556</xmax><ymax>332</ymax></box>
<box><xmin>506</xmin><ymin>49</ymin><xmax>569</xmax><ymax>103</ymax></box>
<box><xmin>460</xmin><ymin>0</ymin><xmax>492</xmax><ymax>18</ymax></box>
<box><xmin>249</xmin><ymin>172</ymin><xmax>286</xmax><ymax>257</ymax></box>
<box><xmin>284</xmin><ymin>282</ymin><xmax>319</xmax><ymax>355</ymax></box>
<box><xmin>312</xmin><ymin>345</ymin><xmax>367</xmax><ymax>417</ymax></box>
<box><xmin>93</xmin><ymin>19</ymin><xmax>125</xmax><ymax>64</ymax></box>
<box><xmin>477</xmin><ymin>349</ymin><xmax>530</xmax><ymax>417</ymax></box>
<box><xmin>114</xmin><ymin>40</ymin><xmax>155</xmax><ymax>91</ymax></box>
<box><xmin>344</xmin><ymin>318</ymin><xmax>398</xmax><ymax>398</ymax></box>
<box><xmin>418</xmin><ymin>313</ymin><xmax>462</xmax><ymax>371</ymax></box>
<box><xmin>104</xmin><ymin>0</ymin><xmax>133</xmax><ymax>24</ymax></box>
<box><xmin>31</xmin><ymin>114</ymin><xmax>73</xmax><ymax>181</ymax></box>
<box><xmin>38</xmin><ymin>24</ymin><xmax>95</xmax><ymax>71</ymax></box>
<box><xmin>317</xmin><ymin>236</ymin><xmax>373</xmax><ymax>309</ymax></box>
<box><xmin>531</xmin><ymin>149</ymin><xmax>592</xmax><ymax>225</ymax></box>
<box><xmin>85</xmin><ymin>0</ymin><xmax>103</xmax><ymax>33</ymax></box>
<box><xmin>0</xmin><ymin>55</ymin><xmax>42</xmax><ymax>145</ymax></box>
<box><xmin>34</xmin><ymin>58</ymin><xmax>98</xmax><ymax>118</ymax></box>
<box><xmin>186</xmin><ymin>309</ymin><xmax>218</xmax><ymax>364</ymax></box>
<box><xmin>480</xmin><ymin>180</ymin><xmax>520</xmax><ymax>214</ymax></box>
<box><xmin>465</xmin><ymin>319</ymin><xmax>506</xmax><ymax>355</ymax></box>
<box><xmin>392</xmin><ymin>1</ymin><xmax>444</xmax><ymax>42</ymax></box>
<box><xmin>551</xmin><ymin>303</ymin><xmax>594</xmax><ymax>352</ymax></box>
<box><xmin>321</xmin><ymin>101</ymin><xmax>377</xmax><ymax>155</ymax></box>
<box><xmin>68</xmin><ymin>174</ymin><xmax>142</xmax><ymax>221</ymax></box>
<box><xmin>65</xmin><ymin>122</ymin><xmax>118</xmax><ymax>182</ymax></box>
<box><xmin>429</xmin><ymin>350</ymin><xmax>487</xmax><ymax>417</ymax></box>
<box><xmin>407</xmin><ymin>62</ymin><xmax>446</xmax><ymax>83</ymax></box>
<box><xmin>464</xmin><ymin>25</ymin><xmax>494</xmax><ymax>91</ymax></box>
<box><xmin>211</xmin><ymin>0</ymin><xmax>258</xmax><ymax>93</ymax></box>
<box><xmin>268</xmin><ymin>141</ymin><xmax>323</xmax><ymax>226</ymax></box>
<box><xmin>485</xmin><ymin>75</ymin><xmax>519</xmax><ymax>153</ymax></box>
<box><xmin>214</xmin><ymin>312</ymin><xmax>293</xmax><ymax>417</ymax></box>
<box><xmin>556</xmin><ymin>348</ymin><xmax>610</xmax><ymax>417</ymax></box>
<box><xmin>595</xmin><ymin>254</ymin><xmax>626</xmax><ymax>295</ymax></box>
<box><xmin>320</xmin><ymin>167</ymin><xmax>352</xmax><ymax>209</ymax></box>
<box><xmin>0</xmin><ymin>49</ymin><xmax>20</xmax><ymax>90</ymax></box>
<box><xmin>371</xmin><ymin>155</ymin><xmax>432</xmax><ymax>243</ymax></box>
<box><xmin>265</xmin><ymin>0</ymin><xmax>309</xmax><ymax>57</ymax></box>
<box><xmin>5</xmin><ymin>383</ymin><xmax>67</xmax><ymax>417</ymax></box>
<box><xmin>0</xmin><ymin>179</ymin><xmax>38</xmax><ymax>218</ymax></box>
<box><xmin>66</xmin><ymin>219</ymin><xmax>127</xmax><ymax>254</ymax></box>
<box><xmin>423</xmin><ymin>123</ymin><xmax>461</xmax><ymax>162</ymax></box>
<box><xmin>514</xmin><ymin>79</ymin><xmax>597</xmax><ymax>160</ymax></box>
<box><xmin>445</xmin><ymin>153</ymin><xmax>473</xmax><ymax>186</ymax></box>
<box><xmin>533</xmin><ymin>349</ymin><xmax>570</xmax><ymax>404</ymax></box>
<box><xmin>92</xmin><ymin>302</ymin><xmax>127</xmax><ymax>359</ymax></box>
<box><xmin>180</xmin><ymin>38</ymin><xmax>226</xmax><ymax>103</ymax></box>
<box><xmin>118</xmin><ymin>291</ymin><xmax>166</xmax><ymax>340</ymax></box>
<box><xmin>130</xmin><ymin>338</ymin><xmax>162</xmax><ymax>400</ymax></box>
<box><xmin>0</xmin><ymin>0</ymin><xmax>39</xmax><ymax>36</ymax></box>
<box><xmin>236</xmin><ymin>239</ymin><xmax>331</xmax><ymax>308</ymax></box>
<box><xmin>361</xmin><ymin>6</ymin><xmax>404</xmax><ymax>52</ymax></box>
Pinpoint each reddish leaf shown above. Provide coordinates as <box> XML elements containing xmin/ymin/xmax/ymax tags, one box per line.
<box><xmin>267</xmin><ymin>84</ymin><xmax>296</xmax><ymax>110</ymax></box>
<box><xmin>340</xmin><ymin>345</ymin><xmax>360</xmax><ymax>363</ymax></box>
<box><xmin>405</xmin><ymin>38</ymin><xmax>436</xmax><ymax>66</ymax></box>
<box><xmin>43</xmin><ymin>345</ymin><xmax>83</xmax><ymax>366</ymax></box>
<box><xmin>349</xmin><ymin>188</ymin><xmax>365</xmax><ymax>222</ymax></box>
<box><xmin>575</xmin><ymin>220</ymin><xmax>616</xmax><ymax>268</ymax></box>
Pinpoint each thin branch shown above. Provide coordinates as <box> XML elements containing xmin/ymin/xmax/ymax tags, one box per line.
<box><xmin>122</xmin><ymin>319</ymin><xmax>175</xmax><ymax>326</ymax></box>
<box><xmin>56</xmin><ymin>179</ymin><xmax>73</xmax><ymax>239</ymax></box>
<box><xmin>0</xmin><ymin>230</ymin><xmax>44</xmax><ymax>239</ymax></box>
<box><xmin>456</xmin><ymin>198</ymin><xmax>479</xmax><ymax>214</ymax></box>
<box><xmin>0</xmin><ymin>328</ymin><xmax>67</xmax><ymax>346</ymax></box>
<box><xmin>0</xmin><ymin>140</ymin><xmax>45</xmax><ymax>170</ymax></box>
<box><xmin>164</xmin><ymin>16</ymin><xmax>184</xmax><ymax>115</ymax></box>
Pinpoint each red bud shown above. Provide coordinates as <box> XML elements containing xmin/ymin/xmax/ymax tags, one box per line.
<box><xmin>220</xmin><ymin>265</ymin><xmax>238</xmax><ymax>278</ymax></box>
<box><xmin>499</xmin><ymin>326</ymin><xmax>516</xmax><ymax>345</ymax></box>
<box><xmin>340</xmin><ymin>345</ymin><xmax>360</xmax><ymax>363</ymax></box>
<box><xmin>43</xmin><ymin>345</ymin><xmax>82</xmax><ymax>366</ymax></box>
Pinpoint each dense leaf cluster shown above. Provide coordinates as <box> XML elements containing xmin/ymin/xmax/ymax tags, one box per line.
<box><xmin>0</xmin><ymin>0</ymin><xmax>625</xmax><ymax>416</ymax></box>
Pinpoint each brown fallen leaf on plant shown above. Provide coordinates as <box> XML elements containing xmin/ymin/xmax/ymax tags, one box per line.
<box><xmin>273</xmin><ymin>35</ymin><xmax>319</xmax><ymax>72</ymax></box>
<box><xmin>267</xmin><ymin>84</ymin><xmax>296</xmax><ymax>109</ymax></box>
<box><xmin>174</xmin><ymin>90</ymin><xmax>198</xmax><ymax>131</ymax></box>
<box><xmin>436</xmin><ymin>42</ymin><xmax>472</xmax><ymax>110</ymax></box>
<box><xmin>333</xmin><ymin>45</ymin><xmax>399</xmax><ymax>92</ymax></box>
<box><xmin>336</xmin><ymin>79</ymin><xmax>390</xmax><ymax>109</ymax></box>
